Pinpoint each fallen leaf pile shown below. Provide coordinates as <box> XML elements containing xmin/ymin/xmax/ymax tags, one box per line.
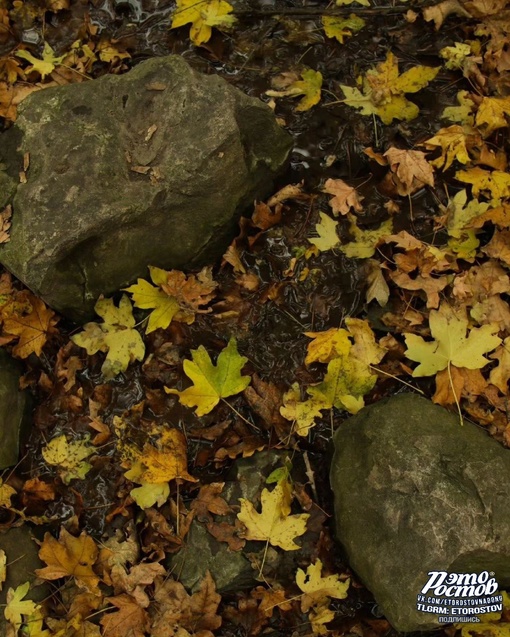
<box><xmin>4</xmin><ymin>0</ymin><xmax>510</xmax><ymax>635</ymax></box>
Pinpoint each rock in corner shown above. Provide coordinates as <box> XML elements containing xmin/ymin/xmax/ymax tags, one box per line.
<box><xmin>0</xmin><ymin>55</ymin><xmax>292</xmax><ymax>321</ymax></box>
<box><xmin>330</xmin><ymin>393</ymin><xmax>510</xmax><ymax>632</ymax></box>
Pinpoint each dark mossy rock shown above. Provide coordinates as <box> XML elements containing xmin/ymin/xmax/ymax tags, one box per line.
<box><xmin>330</xmin><ymin>393</ymin><xmax>510</xmax><ymax>632</ymax></box>
<box><xmin>169</xmin><ymin>450</ymin><xmax>300</xmax><ymax>593</ymax></box>
<box><xmin>0</xmin><ymin>525</ymin><xmax>49</xmax><ymax>634</ymax></box>
<box><xmin>0</xmin><ymin>350</ymin><xmax>31</xmax><ymax>469</ymax></box>
<box><xmin>0</xmin><ymin>55</ymin><xmax>292</xmax><ymax>321</ymax></box>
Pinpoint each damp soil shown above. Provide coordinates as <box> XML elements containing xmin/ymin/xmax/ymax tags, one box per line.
<box><xmin>0</xmin><ymin>1</ymin><xmax>480</xmax><ymax>635</ymax></box>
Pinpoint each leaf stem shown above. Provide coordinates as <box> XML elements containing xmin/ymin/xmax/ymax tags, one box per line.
<box><xmin>369</xmin><ymin>365</ymin><xmax>425</xmax><ymax>394</ymax></box>
<box><xmin>447</xmin><ymin>361</ymin><xmax>464</xmax><ymax>426</ymax></box>
<box><xmin>221</xmin><ymin>398</ymin><xmax>260</xmax><ymax>430</ymax></box>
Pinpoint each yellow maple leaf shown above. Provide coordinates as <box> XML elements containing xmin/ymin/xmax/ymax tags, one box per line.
<box><xmin>304</xmin><ymin>327</ymin><xmax>352</xmax><ymax>365</ymax></box>
<box><xmin>165</xmin><ymin>337</ymin><xmax>250</xmax><ymax>416</ymax></box>
<box><xmin>322</xmin><ymin>15</ymin><xmax>365</xmax><ymax>44</ymax></box>
<box><xmin>237</xmin><ymin>477</ymin><xmax>309</xmax><ymax>550</ymax></box>
<box><xmin>282</xmin><ymin>320</ymin><xmax>385</xmax><ymax>432</ymax></box>
<box><xmin>266</xmin><ymin>69</ymin><xmax>323</xmax><ymax>112</ymax></box>
<box><xmin>338</xmin><ymin>84</ymin><xmax>378</xmax><ymax>118</ymax></box>
<box><xmin>404</xmin><ymin>303</ymin><xmax>501</xmax><ymax>377</ymax></box>
<box><xmin>308</xmin><ymin>603</ymin><xmax>336</xmax><ymax>635</ymax></box>
<box><xmin>444</xmin><ymin>190</ymin><xmax>489</xmax><ymax>259</ymax></box>
<box><xmin>128</xmin><ymin>480</ymin><xmax>170</xmax><ymax>509</ymax></box>
<box><xmin>340</xmin><ymin>214</ymin><xmax>393</xmax><ymax>258</ymax></box>
<box><xmin>456</xmin><ymin>167</ymin><xmax>510</xmax><ymax>201</ymax></box>
<box><xmin>441</xmin><ymin>90</ymin><xmax>475</xmax><ymax>126</ymax></box>
<box><xmin>124</xmin><ymin>266</ymin><xmax>180</xmax><ymax>334</ymax></box>
<box><xmin>36</xmin><ymin>528</ymin><xmax>100</xmax><ymax>594</ymax></box>
<box><xmin>308</xmin><ymin>213</ymin><xmax>339</xmax><ymax>252</ymax></box>
<box><xmin>307</xmin><ymin>353</ymin><xmax>373</xmax><ymax>414</ymax></box>
<box><xmin>340</xmin><ymin>52</ymin><xmax>439</xmax><ymax>124</ymax></box>
<box><xmin>422</xmin><ymin>125</ymin><xmax>471</xmax><ymax>170</ymax></box>
<box><xmin>171</xmin><ymin>0</ymin><xmax>236</xmax><ymax>46</ymax></box>
<box><xmin>71</xmin><ymin>295</ymin><xmax>145</xmax><ymax>380</ymax></box>
<box><xmin>4</xmin><ymin>582</ymin><xmax>38</xmax><ymax>630</ymax></box>
<box><xmin>439</xmin><ymin>42</ymin><xmax>472</xmax><ymax>69</ymax></box>
<box><xmin>139</xmin><ymin>429</ymin><xmax>197</xmax><ymax>484</ymax></box>
<box><xmin>279</xmin><ymin>383</ymin><xmax>326</xmax><ymax>437</ymax></box>
<box><xmin>23</xmin><ymin>607</ymin><xmax>53</xmax><ymax>637</ymax></box>
<box><xmin>42</xmin><ymin>434</ymin><xmax>94</xmax><ymax>484</ymax></box>
<box><xmin>16</xmin><ymin>42</ymin><xmax>64</xmax><ymax>79</ymax></box>
<box><xmin>296</xmin><ymin>559</ymin><xmax>350</xmax><ymax>612</ymax></box>
<box><xmin>475</xmin><ymin>96</ymin><xmax>510</xmax><ymax>135</ymax></box>
<box><xmin>96</xmin><ymin>39</ymin><xmax>131</xmax><ymax>64</ymax></box>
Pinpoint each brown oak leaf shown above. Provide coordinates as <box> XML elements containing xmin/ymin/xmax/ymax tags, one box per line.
<box><xmin>206</xmin><ymin>520</ymin><xmax>246</xmax><ymax>551</ymax></box>
<box><xmin>190</xmin><ymin>482</ymin><xmax>232</xmax><ymax>521</ymax></box>
<box><xmin>101</xmin><ymin>594</ymin><xmax>150</xmax><ymax>637</ymax></box>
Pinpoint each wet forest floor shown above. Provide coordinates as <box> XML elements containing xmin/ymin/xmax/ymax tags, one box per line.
<box><xmin>1</xmin><ymin>0</ymin><xmax>510</xmax><ymax>635</ymax></box>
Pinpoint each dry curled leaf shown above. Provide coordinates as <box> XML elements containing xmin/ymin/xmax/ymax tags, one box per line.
<box><xmin>323</xmin><ymin>178</ymin><xmax>364</xmax><ymax>215</ymax></box>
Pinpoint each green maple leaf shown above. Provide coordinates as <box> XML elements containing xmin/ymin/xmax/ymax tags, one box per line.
<box><xmin>165</xmin><ymin>337</ymin><xmax>250</xmax><ymax>416</ymax></box>
<box><xmin>404</xmin><ymin>304</ymin><xmax>501</xmax><ymax>377</ymax></box>
<box><xmin>71</xmin><ymin>295</ymin><xmax>145</xmax><ymax>380</ymax></box>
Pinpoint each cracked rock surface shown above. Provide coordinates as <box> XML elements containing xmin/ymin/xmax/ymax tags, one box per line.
<box><xmin>330</xmin><ymin>393</ymin><xmax>510</xmax><ymax>632</ymax></box>
<box><xmin>0</xmin><ymin>55</ymin><xmax>292</xmax><ymax>321</ymax></box>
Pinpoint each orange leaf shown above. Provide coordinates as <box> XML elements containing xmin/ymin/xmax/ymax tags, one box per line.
<box><xmin>35</xmin><ymin>528</ymin><xmax>100</xmax><ymax>594</ymax></box>
<box><xmin>3</xmin><ymin>294</ymin><xmax>58</xmax><ymax>358</ymax></box>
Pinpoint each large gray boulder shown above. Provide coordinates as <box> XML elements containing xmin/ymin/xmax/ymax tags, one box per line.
<box><xmin>330</xmin><ymin>393</ymin><xmax>510</xmax><ymax>632</ymax></box>
<box><xmin>0</xmin><ymin>349</ymin><xmax>31</xmax><ymax>469</ymax></box>
<box><xmin>0</xmin><ymin>55</ymin><xmax>292</xmax><ymax>321</ymax></box>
